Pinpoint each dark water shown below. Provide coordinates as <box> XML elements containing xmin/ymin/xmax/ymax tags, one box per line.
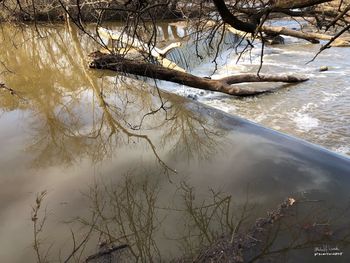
<box><xmin>0</xmin><ymin>23</ymin><xmax>350</xmax><ymax>262</ymax></box>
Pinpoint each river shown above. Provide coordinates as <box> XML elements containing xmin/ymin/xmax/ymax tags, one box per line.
<box><xmin>0</xmin><ymin>22</ymin><xmax>349</xmax><ymax>262</ymax></box>
<box><xmin>159</xmin><ymin>20</ymin><xmax>350</xmax><ymax>156</ymax></box>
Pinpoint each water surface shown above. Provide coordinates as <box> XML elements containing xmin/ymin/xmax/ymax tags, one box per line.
<box><xmin>160</xmin><ymin>20</ymin><xmax>350</xmax><ymax>156</ymax></box>
<box><xmin>0</xmin><ymin>23</ymin><xmax>349</xmax><ymax>263</ymax></box>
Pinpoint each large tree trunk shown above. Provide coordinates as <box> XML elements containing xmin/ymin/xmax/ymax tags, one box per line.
<box><xmin>213</xmin><ymin>0</ymin><xmax>350</xmax><ymax>46</ymax></box>
<box><xmin>89</xmin><ymin>53</ymin><xmax>308</xmax><ymax>97</ymax></box>
<box><xmin>273</xmin><ymin>0</ymin><xmax>332</xmax><ymax>9</ymax></box>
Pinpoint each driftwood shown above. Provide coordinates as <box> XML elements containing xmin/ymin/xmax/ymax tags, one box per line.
<box><xmin>262</xmin><ymin>25</ymin><xmax>350</xmax><ymax>46</ymax></box>
<box><xmin>219</xmin><ymin>21</ymin><xmax>350</xmax><ymax>46</ymax></box>
<box><xmin>89</xmin><ymin>52</ymin><xmax>308</xmax><ymax>97</ymax></box>
<box><xmin>203</xmin><ymin>19</ymin><xmax>350</xmax><ymax>46</ymax></box>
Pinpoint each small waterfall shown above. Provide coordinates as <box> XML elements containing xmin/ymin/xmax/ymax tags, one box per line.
<box><xmin>166</xmin><ymin>32</ymin><xmax>242</xmax><ymax>71</ymax></box>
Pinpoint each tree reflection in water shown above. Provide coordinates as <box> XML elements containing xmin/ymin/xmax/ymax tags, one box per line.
<box><xmin>31</xmin><ymin>174</ymin><xmax>350</xmax><ymax>263</ymax></box>
<box><xmin>0</xmin><ymin>22</ymin><xmax>223</xmax><ymax>172</ymax></box>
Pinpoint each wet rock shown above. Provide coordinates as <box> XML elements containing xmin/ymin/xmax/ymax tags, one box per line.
<box><xmin>264</xmin><ymin>35</ymin><xmax>285</xmax><ymax>45</ymax></box>
<box><xmin>319</xmin><ymin>66</ymin><xmax>329</xmax><ymax>72</ymax></box>
<box><xmin>187</xmin><ymin>94</ymin><xmax>198</xmax><ymax>100</ymax></box>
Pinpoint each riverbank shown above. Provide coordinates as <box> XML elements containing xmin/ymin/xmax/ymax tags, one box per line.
<box><xmin>0</xmin><ymin>2</ymin><xmax>186</xmax><ymax>22</ymax></box>
<box><xmin>1</xmin><ymin>0</ymin><xmax>347</xmax><ymax>23</ymax></box>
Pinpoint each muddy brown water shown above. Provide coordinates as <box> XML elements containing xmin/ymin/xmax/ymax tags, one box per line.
<box><xmin>0</xmin><ymin>23</ymin><xmax>350</xmax><ymax>262</ymax></box>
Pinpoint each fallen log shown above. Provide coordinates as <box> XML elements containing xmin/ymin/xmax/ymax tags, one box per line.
<box><xmin>89</xmin><ymin>52</ymin><xmax>308</xmax><ymax>97</ymax></box>
<box><xmin>262</xmin><ymin>25</ymin><xmax>350</xmax><ymax>46</ymax></box>
<box><xmin>206</xmin><ymin>21</ymin><xmax>350</xmax><ymax>46</ymax></box>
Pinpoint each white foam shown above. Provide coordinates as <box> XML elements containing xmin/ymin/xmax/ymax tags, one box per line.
<box><xmin>301</xmin><ymin>103</ymin><xmax>319</xmax><ymax>111</ymax></box>
<box><xmin>255</xmin><ymin>114</ymin><xmax>267</xmax><ymax>122</ymax></box>
<box><xmin>333</xmin><ymin>146</ymin><xmax>350</xmax><ymax>156</ymax></box>
<box><xmin>292</xmin><ymin>113</ymin><xmax>319</xmax><ymax>132</ymax></box>
<box><xmin>321</xmin><ymin>91</ymin><xmax>339</xmax><ymax>102</ymax></box>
